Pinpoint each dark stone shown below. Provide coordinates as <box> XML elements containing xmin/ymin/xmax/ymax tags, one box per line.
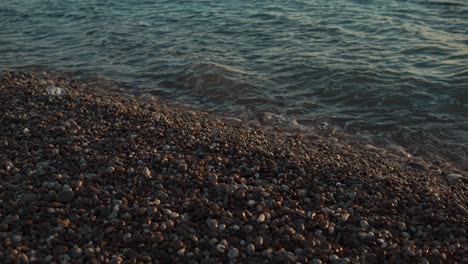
<box><xmin>152</xmin><ymin>249</ymin><xmax>171</xmax><ymax>264</ymax></box>
<box><xmin>56</xmin><ymin>190</ymin><xmax>75</xmax><ymax>203</ymax></box>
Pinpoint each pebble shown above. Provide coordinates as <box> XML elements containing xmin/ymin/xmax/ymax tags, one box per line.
<box><xmin>398</xmin><ymin>222</ymin><xmax>407</xmax><ymax>231</ymax></box>
<box><xmin>360</xmin><ymin>219</ymin><xmax>370</xmax><ymax>229</ymax></box>
<box><xmin>18</xmin><ymin>253</ymin><xmax>28</xmax><ymax>263</ymax></box>
<box><xmin>216</xmin><ymin>244</ymin><xmax>226</xmax><ymax>253</ymax></box>
<box><xmin>110</xmin><ymin>255</ymin><xmax>123</xmax><ymax>264</ymax></box>
<box><xmin>447</xmin><ymin>173</ymin><xmax>463</xmax><ymax>182</ymax></box>
<box><xmin>178</xmin><ymin>163</ymin><xmax>188</xmax><ymax>172</ymax></box>
<box><xmin>420</xmin><ymin>258</ymin><xmax>429</xmax><ymax>264</ymax></box>
<box><xmin>261</xmin><ymin>248</ymin><xmax>272</xmax><ymax>258</ymax></box>
<box><xmin>257</xmin><ymin>213</ymin><xmax>266</xmax><ymax>223</ymax></box>
<box><xmin>12</xmin><ymin>234</ymin><xmax>22</xmax><ymax>243</ymax></box>
<box><xmin>402</xmin><ymin>232</ymin><xmax>411</xmax><ymax>239</ymax></box>
<box><xmin>44</xmin><ymin>255</ymin><xmax>53</xmax><ymax>262</ymax></box>
<box><xmin>227</xmin><ymin>248</ymin><xmax>239</xmax><ymax>259</ymax></box>
<box><xmin>255</xmin><ymin>236</ymin><xmax>264</xmax><ymax>247</ymax></box>
<box><xmin>142</xmin><ymin>167</ymin><xmax>152</xmax><ymax>178</ymax></box>
<box><xmin>218</xmin><ymin>224</ymin><xmax>226</xmax><ymax>232</ymax></box>
<box><xmin>106</xmin><ymin>166</ymin><xmax>115</xmax><ymax>174</ymax></box>
<box><xmin>208</xmin><ymin>173</ymin><xmax>218</xmax><ymax>183</ymax></box>
<box><xmin>71</xmin><ymin>247</ymin><xmax>82</xmax><ymax>258</ymax></box>
<box><xmin>207</xmin><ymin>219</ymin><xmax>218</xmax><ymax>230</ymax></box>
<box><xmin>329</xmin><ymin>254</ymin><xmax>339</xmax><ymax>262</ymax></box>
<box><xmin>56</xmin><ymin>190</ymin><xmax>75</xmax><ymax>203</ymax></box>
<box><xmin>59</xmin><ymin>254</ymin><xmax>71</xmax><ymax>263</ymax></box>
<box><xmin>4</xmin><ymin>161</ymin><xmax>14</xmax><ymax>170</ymax></box>
<box><xmin>177</xmin><ymin>248</ymin><xmax>186</xmax><ymax>256</ymax></box>
<box><xmin>341</xmin><ymin>213</ymin><xmax>350</xmax><ymax>221</ymax></box>
<box><xmin>406</xmin><ymin>248</ymin><xmax>416</xmax><ymax>257</ymax></box>
<box><xmin>246</xmin><ymin>244</ymin><xmax>255</xmax><ymax>255</ymax></box>
<box><xmin>84</xmin><ymin>247</ymin><xmax>95</xmax><ymax>257</ymax></box>
<box><xmin>357</xmin><ymin>232</ymin><xmax>367</xmax><ymax>239</ymax></box>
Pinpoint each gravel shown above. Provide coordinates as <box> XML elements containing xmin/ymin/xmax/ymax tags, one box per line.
<box><xmin>0</xmin><ymin>71</ymin><xmax>467</xmax><ymax>263</ymax></box>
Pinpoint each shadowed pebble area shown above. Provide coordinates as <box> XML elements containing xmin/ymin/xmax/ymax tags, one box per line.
<box><xmin>0</xmin><ymin>71</ymin><xmax>466</xmax><ymax>263</ymax></box>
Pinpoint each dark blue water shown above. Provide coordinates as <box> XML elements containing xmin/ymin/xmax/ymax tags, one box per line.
<box><xmin>1</xmin><ymin>0</ymin><xmax>467</xmax><ymax>169</ymax></box>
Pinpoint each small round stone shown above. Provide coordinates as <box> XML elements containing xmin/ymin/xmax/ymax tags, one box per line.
<box><xmin>110</xmin><ymin>255</ymin><xmax>123</xmax><ymax>264</ymax></box>
<box><xmin>71</xmin><ymin>247</ymin><xmax>82</xmax><ymax>258</ymax></box>
<box><xmin>247</xmin><ymin>244</ymin><xmax>255</xmax><ymax>255</ymax></box>
<box><xmin>227</xmin><ymin>248</ymin><xmax>239</xmax><ymax>259</ymax></box>
<box><xmin>329</xmin><ymin>254</ymin><xmax>339</xmax><ymax>262</ymax></box>
<box><xmin>12</xmin><ymin>234</ymin><xmax>22</xmax><ymax>243</ymax></box>
<box><xmin>360</xmin><ymin>220</ymin><xmax>369</xmax><ymax>229</ymax></box>
<box><xmin>255</xmin><ymin>236</ymin><xmax>264</xmax><ymax>247</ymax></box>
<box><xmin>398</xmin><ymin>222</ymin><xmax>407</xmax><ymax>231</ymax></box>
<box><xmin>106</xmin><ymin>166</ymin><xmax>115</xmax><ymax>174</ymax></box>
<box><xmin>142</xmin><ymin>167</ymin><xmax>152</xmax><ymax>178</ymax></box>
<box><xmin>19</xmin><ymin>253</ymin><xmax>28</xmax><ymax>263</ymax></box>
<box><xmin>59</xmin><ymin>254</ymin><xmax>71</xmax><ymax>263</ymax></box>
<box><xmin>216</xmin><ymin>244</ymin><xmax>226</xmax><ymax>253</ymax></box>
<box><xmin>123</xmin><ymin>233</ymin><xmax>132</xmax><ymax>240</ymax></box>
<box><xmin>257</xmin><ymin>214</ymin><xmax>266</xmax><ymax>223</ymax></box>
<box><xmin>177</xmin><ymin>248</ymin><xmax>186</xmax><ymax>256</ymax></box>
<box><xmin>341</xmin><ymin>214</ymin><xmax>350</xmax><ymax>222</ymax></box>
<box><xmin>208</xmin><ymin>174</ymin><xmax>218</xmax><ymax>183</ymax></box>
<box><xmin>178</xmin><ymin>163</ymin><xmax>188</xmax><ymax>172</ymax></box>
<box><xmin>207</xmin><ymin>219</ymin><xmax>218</xmax><ymax>230</ymax></box>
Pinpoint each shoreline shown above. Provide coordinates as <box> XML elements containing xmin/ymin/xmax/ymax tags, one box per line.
<box><xmin>0</xmin><ymin>71</ymin><xmax>466</xmax><ymax>263</ymax></box>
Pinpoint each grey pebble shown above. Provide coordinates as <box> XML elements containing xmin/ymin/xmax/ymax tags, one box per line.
<box><xmin>247</xmin><ymin>244</ymin><xmax>255</xmax><ymax>255</ymax></box>
<box><xmin>228</xmin><ymin>248</ymin><xmax>240</xmax><ymax>259</ymax></box>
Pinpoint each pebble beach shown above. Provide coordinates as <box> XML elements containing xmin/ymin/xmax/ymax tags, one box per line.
<box><xmin>0</xmin><ymin>71</ymin><xmax>466</xmax><ymax>263</ymax></box>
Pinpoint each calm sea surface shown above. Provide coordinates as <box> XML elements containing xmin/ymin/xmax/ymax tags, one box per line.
<box><xmin>1</xmin><ymin>0</ymin><xmax>467</xmax><ymax>169</ymax></box>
